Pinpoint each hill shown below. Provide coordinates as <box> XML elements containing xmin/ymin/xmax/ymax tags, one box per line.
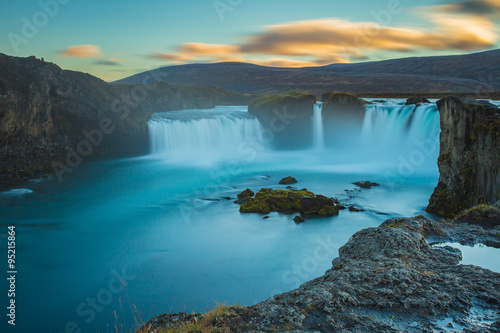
<box><xmin>116</xmin><ymin>49</ymin><xmax>500</xmax><ymax>94</ymax></box>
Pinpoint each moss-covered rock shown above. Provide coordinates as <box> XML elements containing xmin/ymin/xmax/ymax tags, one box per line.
<box><xmin>238</xmin><ymin>188</ymin><xmax>340</xmax><ymax>217</ymax></box>
<box><xmin>293</xmin><ymin>216</ymin><xmax>305</xmax><ymax>223</ymax></box>
<box><xmin>318</xmin><ymin>206</ymin><xmax>339</xmax><ymax>216</ymax></box>
<box><xmin>249</xmin><ymin>92</ymin><xmax>316</xmax><ymax>113</ymax></box>
<box><xmin>454</xmin><ymin>204</ymin><xmax>500</xmax><ymax>229</ymax></box>
<box><xmin>238</xmin><ymin>188</ymin><xmax>255</xmax><ymax>199</ymax></box>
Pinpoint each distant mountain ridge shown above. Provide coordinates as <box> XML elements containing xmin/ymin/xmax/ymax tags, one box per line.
<box><xmin>116</xmin><ymin>49</ymin><xmax>500</xmax><ymax>94</ymax></box>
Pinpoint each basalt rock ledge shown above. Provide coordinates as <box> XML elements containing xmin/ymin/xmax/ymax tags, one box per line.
<box><xmin>427</xmin><ymin>96</ymin><xmax>499</xmax><ymax>218</ymax></box>
<box><xmin>138</xmin><ymin>216</ymin><xmax>500</xmax><ymax>332</ymax></box>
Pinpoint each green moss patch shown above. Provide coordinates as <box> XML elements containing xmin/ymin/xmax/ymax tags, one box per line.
<box><xmin>238</xmin><ymin>188</ymin><xmax>340</xmax><ymax>217</ymax></box>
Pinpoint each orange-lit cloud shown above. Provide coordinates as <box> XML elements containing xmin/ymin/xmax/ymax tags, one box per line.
<box><xmin>59</xmin><ymin>44</ymin><xmax>102</xmax><ymax>58</ymax></box>
<box><xmin>179</xmin><ymin>43</ymin><xmax>240</xmax><ymax>56</ymax></box>
<box><xmin>435</xmin><ymin>0</ymin><xmax>500</xmax><ymax>16</ymax></box>
<box><xmin>150</xmin><ymin>2</ymin><xmax>499</xmax><ymax>67</ymax></box>
<box><xmin>209</xmin><ymin>56</ymin><xmax>320</xmax><ymax>67</ymax></box>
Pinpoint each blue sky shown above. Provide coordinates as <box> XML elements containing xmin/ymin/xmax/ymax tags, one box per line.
<box><xmin>1</xmin><ymin>0</ymin><xmax>499</xmax><ymax>81</ymax></box>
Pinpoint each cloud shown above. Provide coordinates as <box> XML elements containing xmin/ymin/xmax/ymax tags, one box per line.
<box><xmin>59</xmin><ymin>44</ymin><xmax>102</xmax><ymax>58</ymax></box>
<box><xmin>437</xmin><ymin>0</ymin><xmax>500</xmax><ymax>16</ymax></box>
<box><xmin>93</xmin><ymin>58</ymin><xmax>129</xmax><ymax>66</ymax></box>
<box><xmin>209</xmin><ymin>56</ymin><xmax>320</xmax><ymax>67</ymax></box>
<box><xmin>150</xmin><ymin>2</ymin><xmax>499</xmax><ymax>67</ymax></box>
<box><xmin>94</xmin><ymin>60</ymin><xmax>120</xmax><ymax>66</ymax></box>
<box><xmin>238</xmin><ymin>18</ymin><xmax>497</xmax><ymax>58</ymax></box>
<box><xmin>179</xmin><ymin>43</ymin><xmax>240</xmax><ymax>55</ymax></box>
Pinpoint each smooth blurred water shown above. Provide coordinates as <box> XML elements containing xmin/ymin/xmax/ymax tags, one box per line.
<box><xmin>433</xmin><ymin>243</ymin><xmax>500</xmax><ymax>273</ymax></box>
<box><xmin>0</xmin><ymin>102</ymin><xmax>443</xmax><ymax>332</ymax></box>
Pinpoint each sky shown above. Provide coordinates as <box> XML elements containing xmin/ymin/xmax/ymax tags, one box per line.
<box><xmin>1</xmin><ymin>0</ymin><xmax>499</xmax><ymax>81</ymax></box>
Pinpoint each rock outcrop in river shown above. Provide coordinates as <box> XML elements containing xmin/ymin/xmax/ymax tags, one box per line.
<box><xmin>139</xmin><ymin>216</ymin><xmax>500</xmax><ymax>332</ymax></box>
<box><xmin>248</xmin><ymin>92</ymin><xmax>316</xmax><ymax>149</ymax></box>
<box><xmin>0</xmin><ymin>53</ymin><xmax>252</xmax><ymax>186</ymax></box>
<box><xmin>320</xmin><ymin>92</ymin><xmax>367</xmax><ymax>147</ymax></box>
<box><xmin>427</xmin><ymin>96</ymin><xmax>500</xmax><ymax>218</ymax></box>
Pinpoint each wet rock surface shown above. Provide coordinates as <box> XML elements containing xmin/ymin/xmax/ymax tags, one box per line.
<box><xmin>405</xmin><ymin>97</ymin><xmax>431</xmax><ymax>105</ymax></box>
<box><xmin>139</xmin><ymin>216</ymin><xmax>500</xmax><ymax>332</ymax></box>
<box><xmin>353</xmin><ymin>181</ymin><xmax>380</xmax><ymax>189</ymax></box>
<box><xmin>431</xmin><ymin>205</ymin><xmax>500</xmax><ymax>248</ymax></box>
<box><xmin>279</xmin><ymin>176</ymin><xmax>298</xmax><ymax>185</ymax></box>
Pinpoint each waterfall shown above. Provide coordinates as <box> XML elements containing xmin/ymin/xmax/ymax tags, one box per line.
<box><xmin>148</xmin><ymin>106</ymin><xmax>264</xmax><ymax>157</ymax></box>
<box><xmin>361</xmin><ymin>102</ymin><xmax>440</xmax><ymax>158</ymax></box>
<box><xmin>147</xmin><ymin>102</ymin><xmax>440</xmax><ymax>168</ymax></box>
<box><xmin>313</xmin><ymin>102</ymin><xmax>324</xmax><ymax>149</ymax></box>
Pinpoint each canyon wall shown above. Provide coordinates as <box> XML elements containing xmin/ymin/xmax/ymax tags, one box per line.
<box><xmin>0</xmin><ymin>53</ymin><xmax>251</xmax><ymax>186</ymax></box>
<box><xmin>427</xmin><ymin>96</ymin><xmax>499</xmax><ymax>217</ymax></box>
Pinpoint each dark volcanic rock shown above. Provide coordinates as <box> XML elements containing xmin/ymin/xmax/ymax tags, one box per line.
<box><xmin>248</xmin><ymin>92</ymin><xmax>316</xmax><ymax>149</ymax></box>
<box><xmin>454</xmin><ymin>204</ymin><xmax>500</xmax><ymax>229</ymax></box>
<box><xmin>353</xmin><ymin>181</ymin><xmax>380</xmax><ymax>189</ymax></box>
<box><xmin>321</xmin><ymin>92</ymin><xmax>366</xmax><ymax>118</ymax></box>
<box><xmin>405</xmin><ymin>96</ymin><xmax>431</xmax><ymax>105</ymax></box>
<box><xmin>320</xmin><ymin>93</ymin><xmax>367</xmax><ymax>148</ymax></box>
<box><xmin>293</xmin><ymin>215</ymin><xmax>305</xmax><ymax>223</ymax></box>
<box><xmin>139</xmin><ymin>216</ymin><xmax>500</xmax><ymax>332</ymax></box>
<box><xmin>427</xmin><ymin>96</ymin><xmax>499</xmax><ymax>218</ymax></box>
<box><xmin>348</xmin><ymin>206</ymin><xmax>364</xmax><ymax>212</ymax></box>
<box><xmin>237</xmin><ymin>188</ymin><xmax>255</xmax><ymax>199</ymax></box>
<box><xmin>279</xmin><ymin>176</ymin><xmax>298</xmax><ymax>185</ymax></box>
<box><xmin>300</xmin><ymin>195</ymin><xmax>338</xmax><ymax>216</ymax></box>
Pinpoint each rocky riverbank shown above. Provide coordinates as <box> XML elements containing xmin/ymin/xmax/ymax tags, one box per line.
<box><xmin>138</xmin><ymin>215</ymin><xmax>500</xmax><ymax>332</ymax></box>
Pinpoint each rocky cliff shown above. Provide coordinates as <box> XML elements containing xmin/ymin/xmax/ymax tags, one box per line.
<box><xmin>247</xmin><ymin>92</ymin><xmax>316</xmax><ymax>149</ymax></box>
<box><xmin>320</xmin><ymin>92</ymin><xmax>367</xmax><ymax>148</ymax></box>
<box><xmin>139</xmin><ymin>216</ymin><xmax>500</xmax><ymax>332</ymax></box>
<box><xmin>0</xmin><ymin>53</ymin><xmax>252</xmax><ymax>187</ymax></box>
<box><xmin>427</xmin><ymin>96</ymin><xmax>500</xmax><ymax>218</ymax></box>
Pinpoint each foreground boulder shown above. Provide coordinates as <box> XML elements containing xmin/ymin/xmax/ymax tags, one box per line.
<box><xmin>238</xmin><ymin>188</ymin><xmax>340</xmax><ymax>216</ymax></box>
<box><xmin>138</xmin><ymin>216</ymin><xmax>500</xmax><ymax>332</ymax></box>
<box><xmin>427</xmin><ymin>96</ymin><xmax>499</xmax><ymax>218</ymax></box>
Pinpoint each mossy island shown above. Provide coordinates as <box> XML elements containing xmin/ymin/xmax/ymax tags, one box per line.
<box><xmin>237</xmin><ymin>188</ymin><xmax>343</xmax><ymax>217</ymax></box>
